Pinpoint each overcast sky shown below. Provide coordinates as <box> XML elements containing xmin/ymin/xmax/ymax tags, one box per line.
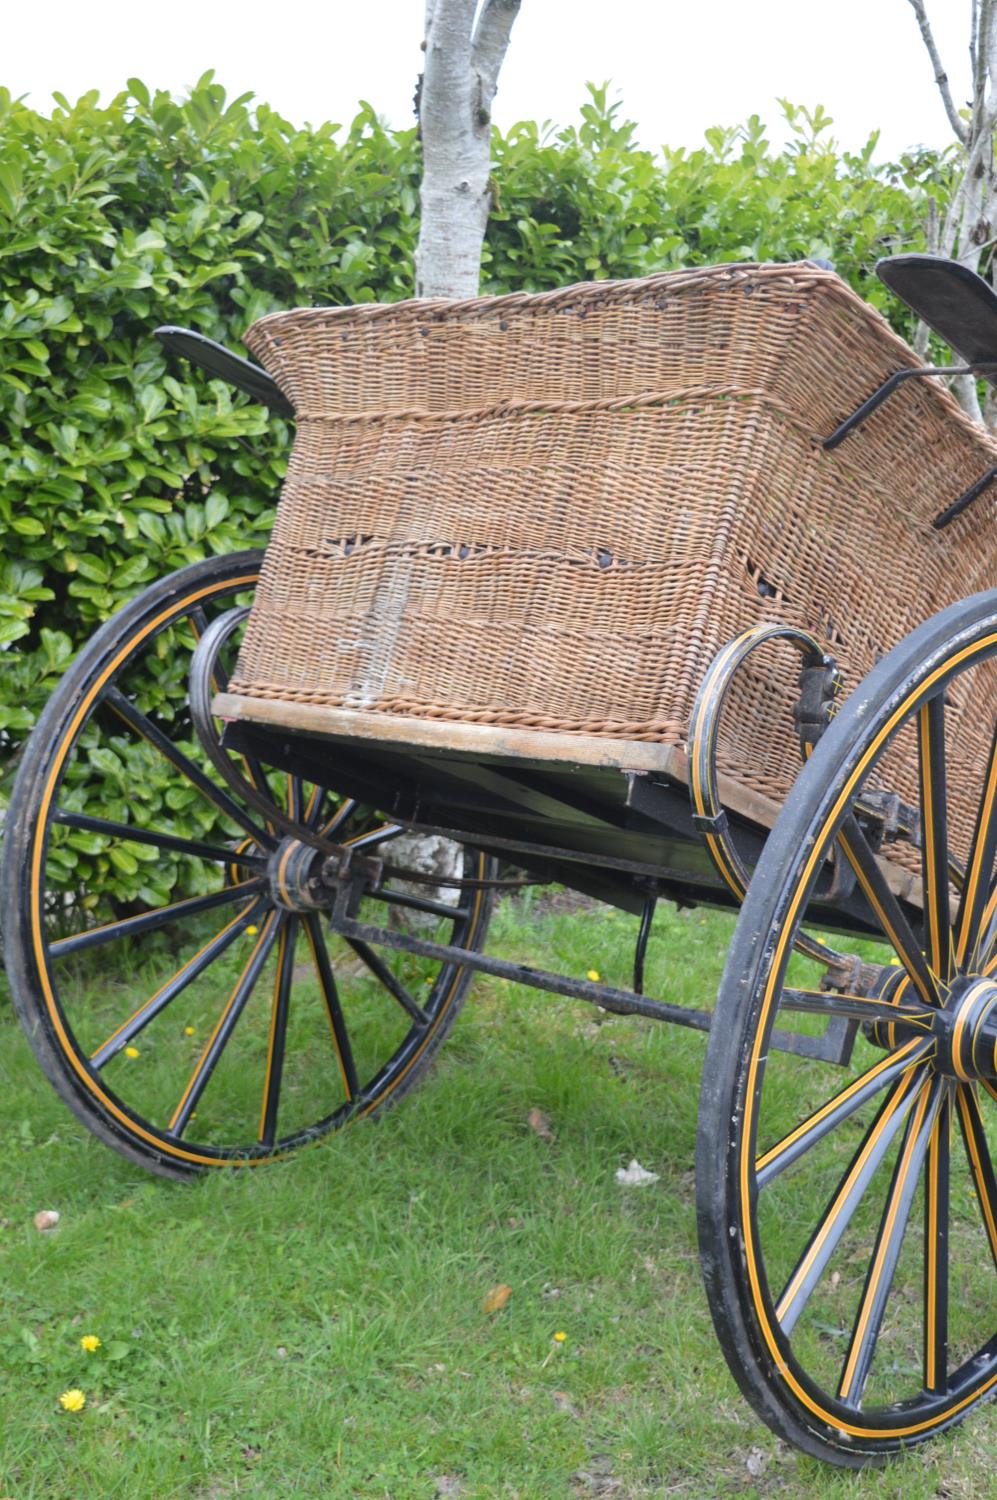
<box><xmin>3</xmin><ymin>1</ymin><xmax>972</xmax><ymax>159</ymax></box>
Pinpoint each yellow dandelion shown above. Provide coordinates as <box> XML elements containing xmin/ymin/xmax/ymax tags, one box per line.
<box><xmin>553</xmin><ymin>1331</ymin><xmax>567</xmax><ymax>1343</ymax></box>
<box><xmin>586</xmin><ymin>969</ymin><xmax>600</xmax><ymax>983</ymax></box>
<box><xmin>124</xmin><ymin>1046</ymin><xmax>140</xmax><ymax>1059</ymax></box>
<box><xmin>184</xmin><ymin>1026</ymin><xmax>195</xmax><ymax>1036</ymax></box>
<box><xmin>246</xmin><ymin>924</ymin><xmax>259</xmax><ymax>936</ymax></box>
<box><xmin>80</xmin><ymin>1335</ymin><xmax>101</xmax><ymax>1353</ymax></box>
<box><xmin>59</xmin><ymin>1389</ymin><xmax>86</xmax><ymax>1412</ymax></box>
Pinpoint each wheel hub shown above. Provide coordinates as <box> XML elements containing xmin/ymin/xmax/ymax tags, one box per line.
<box><xmin>865</xmin><ymin>966</ymin><xmax>997</xmax><ymax>1081</ymax></box>
<box><xmin>267</xmin><ymin>838</ymin><xmax>384</xmax><ymax>913</ymax></box>
<box><xmin>933</xmin><ymin>974</ymin><xmax>997</xmax><ymax>1082</ymax></box>
<box><xmin>268</xmin><ymin>838</ymin><xmax>329</xmax><ymax>911</ymax></box>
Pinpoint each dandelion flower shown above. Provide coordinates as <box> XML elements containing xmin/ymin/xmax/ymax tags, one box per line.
<box><xmin>80</xmin><ymin>1335</ymin><xmax>101</xmax><ymax>1353</ymax></box>
<box><xmin>553</xmin><ymin>1331</ymin><xmax>567</xmax><ymax>1343</ymax></box>
<box><xmin>124</xmin><ymin>1046</ymin><xmax>140</xmax><ymax>1059</ymax></box>
<box><xmin>586</xmin><ymin>969</ymin><xmax>600</xmax><ymax>983</ymax></box>
<box><xmin>59</xmin><ymin>1389</ymin><xmax>86</xmax><ymax>1412</ymax></box>
<box><xmin>184</xmin><ymin>1026</ymin><xmax>195</xmax><ymax>1036</ymax></box>
<box><xmin>246</xmin><ymin>924</ymin><xmax>259</xmax><ymax>936</ymax></box>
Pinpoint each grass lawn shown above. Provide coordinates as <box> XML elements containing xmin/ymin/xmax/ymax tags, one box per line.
<box><xmin>1</xmin><ymin>892</ymin><xmax>995</xmax><ymax>1499</ymax></box>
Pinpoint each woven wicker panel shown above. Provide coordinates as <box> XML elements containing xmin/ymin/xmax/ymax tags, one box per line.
<box><xmin>230</xmin><ymin>262</ymin><xmax>997</xmax><ymax>854</ymax></box>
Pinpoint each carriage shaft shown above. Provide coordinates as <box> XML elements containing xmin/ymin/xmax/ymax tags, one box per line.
<box><xmin>326</xmin><ymin>910</ymin><xmax>852</xmax><ymax>1062</ymax></box>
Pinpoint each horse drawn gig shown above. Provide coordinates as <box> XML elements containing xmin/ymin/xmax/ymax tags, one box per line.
<box><xmin>7</xmin><ymin>254</ymin><xmax>997</xmax><ymax>1464</ymax></box>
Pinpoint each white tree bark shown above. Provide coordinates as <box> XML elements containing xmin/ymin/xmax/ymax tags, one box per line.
<box><xmin>908</xmin><ymin>0</ymin><xmax>997</xmax><ymax>423</ymax></box>
<box><xmin>400</xmin><ymin>3</ymin><xmax>520</xmax><ymax>900</ymax></box>
<box><xmin>415</xmin><ymin>0</ymin><xmax>521</xmax><ymax>298</ymax></box>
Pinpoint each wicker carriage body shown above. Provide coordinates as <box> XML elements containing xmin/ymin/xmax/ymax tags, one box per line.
<box><xmin>218</xmin><ymin>262</ymin><xmax>997</xmax><ymax>869</ymax></box>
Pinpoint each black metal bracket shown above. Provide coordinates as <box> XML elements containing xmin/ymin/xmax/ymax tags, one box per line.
<box><xmin>822</xmin><ymin>362</ymin><xmax>997</xmax><ymax>531</ymax></box>
<box><xmin>690</xmin><ymin>809</ymin><xmax>729</xmax><ymax>837</ymax></box>
<box><xmin>632</xmin><ymin>884</ymin><xmax>657</xmax><ymax>996</ymax></box>
<box><xmin>854</xmin><ymin>789</ymin><xmax>920</xmax><ymax>851</ymax></box>
<box><xmin>932</xmin><ymin>465</ymin><xmax>997</xmax><ymax>531</ymax></box>
<box><xmin>822</xmin><ymin>363</ymin><xmax>997</xmax><ymax>450</ymax></box>
<box><xmin>793</xmin><ymin>658</ymin><xmax>843</xmax><ymax>753</ymax></box>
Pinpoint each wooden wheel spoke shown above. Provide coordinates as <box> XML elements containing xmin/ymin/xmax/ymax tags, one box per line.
<box><xmin>345</xmin><ymin>937</ymin><xmax>429</xmax><ymax>1026</ymax></box>
<box><xmin>837</xmin><ymin>814</ymin><xmax>938</xmax><ymax>1005</ymax></box>
<box><xmin>303</xmin><ymin>784</ymin><xmax>325</xmax><ymax>827</ymax></box>
<box><xmin>373</xmin><ymin>887</ymin><xmax>471</xmax><ymax>922</ymax></box>
<box><xmin>923</xmin><ymin>1088</ymin><xmax>951</xmax><ymax>1395</ymax></box>
<box><xmin>258</xmin><ymin>917</ymin><xmax>298</xmax><ymax>1147</ymax></box>
<box><xmin>168</xmin><ymin>910</ymin><xmax>283</xmax><ymax>1137</ymax></box>
<box><xmin>836</xmin><ymin>1075</ymin><xmax>943</xmax><ymax>1408</ymax></box>
<box><xmin>955</xmin><ymin>1082</ymin><xmax>997</xmax><ymax>1270</ymax></box>
<box><xmin>104</xmin><ymin>686</ymin><xmax>272</xmax><ymax>848</ymax></box>
<box><xmin>303</xmin><ymin>915</ymin><xmax>358</xmax><ymax>1101</ymax></box>
<box><xmin>756</xmin><ymin>1037</ymin><xmax>933</xmax><ymax>1189</ymax></box>
<box><xmin>775</xmin><ymin>1064</ymin><xmax>926</xmax><ymax>1337</ymax></box>
<box><xmin>976</xmin><ymin>885</ymin><xmax>997</xmax><ymax>970</ymax></box>
<box><xmin>53</xmin><ymin>808</ymin><xmax>269</xmax><ymax>869</ymax></box>
<box><xmin>344</xmin><ymin>822</ymin><xmax>404</xmax><ymax>851</ymax></box>
<box><xmin>956</xmin><ymin>718</ymin><xmax>997</xmax><ymax>966</ymax></box>
<box><xmin>320</xmin><ymin>797</ymin><xmax>357</xmax><ymax>838</ymax></box>
<box><xmin>90</xmin><ymin>898</ymin><xmax>268</xmax><ymax>1068</ymax></box>
<box><xmin>779</xmin><ymin>988</ymin><xmax>934</xmax><ymax>1031</ymax></box>
<box><xmin>49</xmin><ymin>879</ymin><xmax>264</xmax><ymax>959</ymax></box>
<box><xmin>918</xmin><ymin>696</ymin><xmax>953</xmax><ymax>979</ymax></box>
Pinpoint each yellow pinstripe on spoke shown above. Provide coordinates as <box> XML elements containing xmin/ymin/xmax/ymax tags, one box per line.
<box><xmin>258</xmin><ymin>923</ymin><xmax>290</xmax><ymax>1142</ymax></box>
<box><xmin>975</xmin><ymin>883</ymin><xmax>997</xmax><ymax>967</ymax></box>
<box><xmin>918</xmin><ymin>702</ymin><xmax>950</xmax><ymax>979</ymax></box>
<box><xmin>956</xmin><ymin>1084</ymin><xmax>997</xmax><ymax>1263</ymax></box>
<box><xmin>301</xmin><ymin>919</ymin><xmax>354</xmax><ymax>1103</ymax></box>
<box><xmin>923</xmin><ymin>1092</ymin><xmax>950</xmax><ymax>1394</ymax></box>
<box><xmin>774</xmin><ymin>1067</ymin><xmax>921</xmax><ymax>1327</ymax></box>
<box><xmin>49</xmin><ymin>881</ymin><xmax>259</xmax><ymax>956</ymax></box>
<box><xmin>168</xmin><ymin>911</ymin><xmax>279</xmax><ymax>1133</ymax></box>
<box><xmin>957</xmin><ymin>727</ymin><xmax>997</xmax><ymax>967</ymax></box>
<box><xmin>837</xmin><ymin>829</ymin><xmax>936</xmax><ymax>1007</ymax></box>
<box><xmin>90</xmin><ymin>904</ymin><xmax>257</xmax><ymax>1062</ymax></box>
<box><xmin>755</xmin><ymin>1037</ymin><xmax>925</xmax><ymax>1177</ymax></box>
<box><xmin>837</xmin><ymin>1079</ymin><xmax>934</xmax><ymax>1402</ymax></box>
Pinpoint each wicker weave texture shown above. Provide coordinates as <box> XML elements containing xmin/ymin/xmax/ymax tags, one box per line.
<box><xmin>231</xmin><ymin>263</ymin><xmax>997</xmax><ymax>855</ymax></box>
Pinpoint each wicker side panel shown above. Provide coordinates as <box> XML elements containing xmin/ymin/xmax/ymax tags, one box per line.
<box><xmin>710</xmin><ymin>473</ymin><xmax>997</xmax><ymax>866</ymax></box>
<box><xmin>228</xmin><ymin>396</ymin><xmax>768</xmax><ymax>738</ymax></box>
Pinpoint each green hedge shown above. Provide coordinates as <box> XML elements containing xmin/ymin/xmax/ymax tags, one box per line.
<box><xmin>0</xmin><ymin>75</ymin><xmax>942</xmax><ymax>864</ymax></box>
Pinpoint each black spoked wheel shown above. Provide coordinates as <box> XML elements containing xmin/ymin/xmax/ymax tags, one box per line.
<box><xmin>698</xmin><ymin>591</ymin><xmax>997</xmax><ymax>1465</ymax></box>
<box><xmin>3</xmin><ymin>552</ymin><xmax>492</xmax><ymax>1179</ymax></box>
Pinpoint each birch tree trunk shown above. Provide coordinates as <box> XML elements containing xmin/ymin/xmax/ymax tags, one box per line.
<box><xmin>396</xmin><ymin>0</ymin><xmax>520</xmax><ymax>903</ymax></box>
<box><xmin>908</xmin><ymin>0</ymin><xmax>997</xmax><ymax>423</ymax></box>
<box><xmin>415</xmin><ymin>0</ymin><xmax>521</xmax><ymax>299</ymax></box>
